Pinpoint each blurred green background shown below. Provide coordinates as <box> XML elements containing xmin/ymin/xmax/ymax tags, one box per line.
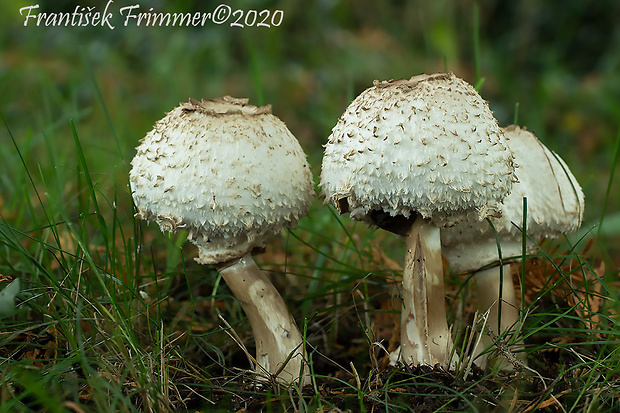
<box><xmin>1</xmin><ymin>0</ymin><xmax>619</xmax><ymax>264</ymax></box>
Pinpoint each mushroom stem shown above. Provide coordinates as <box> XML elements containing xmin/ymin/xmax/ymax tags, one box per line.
<box><xmin>472</xmin><ymin>265</ymin><xmax>525</xmax><ymax>369</ymax></box>
<box><xmin>217</xmin><ymin>253</ymin><xmax>308</xmax><ymax>386</ymax></box>
<box><xmin>399</xmin><ymin>216</ymin><xmax>453</xmax><ymax>367</ymax></box>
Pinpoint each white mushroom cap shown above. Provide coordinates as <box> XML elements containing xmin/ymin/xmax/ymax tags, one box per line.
<box><xmin>442</xmin><ymin>125</ymin><xmax>585</xmax><ymax>272</ymax></box>
<box><xmin>320</xmin><ymin>72</ymin><xmax>516</xmax><ymax>228</ymax></box>
<box><xmin>130</xmin><ymin>96</ymin><xmax>315</xmax><ymax>265</ymax></box>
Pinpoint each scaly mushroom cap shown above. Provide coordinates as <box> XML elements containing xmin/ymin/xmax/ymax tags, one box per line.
<box><xmin>130</xmin><ymin>96</ymin><xmax>315</xmax><ymax>265</ymax></box>
<box><xmin>442</xmin><ymin>125</ymin><xmax>585</xmax><ymax>272</ymax></box>
<box><xmin>320</xmin><ymin>72</ymin><xmax>516</xmax><ymax>227</ymax></box>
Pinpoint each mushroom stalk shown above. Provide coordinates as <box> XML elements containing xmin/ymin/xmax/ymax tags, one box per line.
<box><xmin>217</xmin><ymin>253</ymin><xmax>308</xmax><ymax>385</ymax></box>
<box><xmin>399</xmin><ymin>216</ymin><xmax>453</xmax><ymax>366</ymax></box>
<box><xmin>472</xmin><ymin>264</ymin><xmax>524</xmax><ymax>369</ymax></box>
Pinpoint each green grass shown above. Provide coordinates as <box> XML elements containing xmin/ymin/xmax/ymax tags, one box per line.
<box><xmin>2</xmin><ymin>0</ymin><xmax>620</xmax><ymax>412</ymax></box>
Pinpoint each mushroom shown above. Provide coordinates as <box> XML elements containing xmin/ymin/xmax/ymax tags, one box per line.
<box><xmin>320</xmin><ymin>73</ymin><xmax>516</xmax><ymax>368</ymax></box>
<box><xmin>441</xmin><ymin>125</ymin><xmax>585</xmax><ymax>369</ymax></box>
<box><xmin>129</xmin><ymin>96</ymin><xmax>314</xmax><ymax>385</ymax></box>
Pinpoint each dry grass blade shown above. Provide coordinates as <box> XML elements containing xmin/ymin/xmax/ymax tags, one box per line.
<box><xmin>217</xmin><ymin>314</ymin><xmax>256</xmax><ymax>372</ymax></box>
